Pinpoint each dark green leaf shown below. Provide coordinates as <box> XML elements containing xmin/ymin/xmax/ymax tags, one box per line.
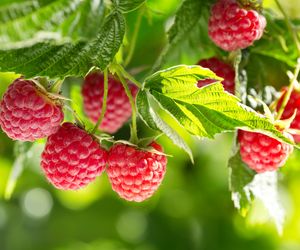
<box><xmin>0</xmin><ymin>0</ymin><xmax>85</xmax><ymax>45</ymax></box>
<box><xmin>112</xmin><ymin>0</ymin><xmax>146</xmax><ymax>13</ymax></box>
<box><xmin>59</xmin><ymin>0</ymin><xmax>106</xmax><ymax>40</ymax></box>
<box><xmin>153</xmin><ymin>0</ymin><xmax>216</xmax><ymax>70</ymax></box>
<box><xmin>0</xmin><ymin>11</ymin><xmax>125</xmax><ymax>78</ymax></box>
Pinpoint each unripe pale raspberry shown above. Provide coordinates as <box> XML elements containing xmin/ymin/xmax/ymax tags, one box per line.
<box><xmin>238</xmin><ymin>130</ymin><xmax>293</xmax><ymax>173</ymax></box>
<box><xmin>198</xmin><ymin>57</ymin><xmax>235</xmax><ymax>94</ymax></box>
<box><xmin>41</xmin><ymin>122</ymin><xmax>107</xmax><ymax>190</ymax></box>
<box><xmin>276</xmin><ymin>87</ymin><xmax>300</xmax><ymax>143</ymax></box>
<box><xmin>0</xmin><ymin>78</ymin><xmax>64</xmax><ymax>141</ymax></box>
<box><xmin>208</xmin><ymin>0</ymin><xmax>266</xmax><ymax>51</ymax></box>
<box><xmin>107</xmin><ymin>142</ymin><xmax>167</xmax><ymax>202</ymax></box>
<box><xmin>82</xmin><ymin>72</ymin><xmax>138</xmax><ymax>134</ymax></box>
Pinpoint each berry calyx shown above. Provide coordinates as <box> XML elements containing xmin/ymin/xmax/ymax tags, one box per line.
<box><xmin>208</xmin><ymin>0</ymin><xmax>266</xmax><ymax>51</ymax></box>
<box><xmin>198</xmin><ymin>57</ymin><xmax>235</xmax><ymax>94</ymax></box>
<box><xmin>82</xmin><ymin>72</ymin><xmax>138</xmax><ymax>134</ymax></box>
<box><xmin>276</xmin><ymin>87</ymin><xmax>300</xmax><ymax>143</ymax></box>
<box><xmin>0</xmin><ymin>78</ymin><xmax>64</xmax><ymax>141</ymax></box>
<box><xmin>238</xmin><ymin>130</ymin><xmax>293</xmax><ymax>173</ymax></box>
<box><xmin>41</xmin><ymin>122</ymin><xmax>107</xmax><ymax>190</ymax></box>
<box><xmin>107</xmin><ymin>142</ymin><xmax>167</xmax><ymax>202</ymax></box>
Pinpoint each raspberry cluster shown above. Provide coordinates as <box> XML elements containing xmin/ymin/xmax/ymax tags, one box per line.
<box><xmin>0</xmin><ymin>76</ymin><xmax>167</xmax><ymax>200</ymax></box>
<box><xmin>208</xmin><ymin>0</ymin><xmax>266</xmax><ymax>51</ymax></box>
<box><xmin>82</xmin><ymin>72</ymin><xmax>137</xmax><ymax>134</ymax></box>
<box><xmin>198</xmin><ymin>57</ymin><xmax>235</xmax><ymax>94</ymax></box>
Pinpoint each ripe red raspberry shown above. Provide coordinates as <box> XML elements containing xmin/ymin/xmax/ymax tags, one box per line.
<box><xmin>208</xmin><ymin>0</ymin><xmax>266</xmax><ymax>51</ymax></box>
<box><xmin>0</xmin><ymin>78</ymin><xmax>64</xmax><ymax>141</ymax></box>
<box><xmin>107</xmin><ymin>142</ymin><xmax>167</xmax><ymax>202</ymax></box>
<box><xmin>238</xmin><ymin>130</ymin><xmax>293</xmax><ymax>173</ymax></box>
<box><xmin>41</xmin><ymin>122</ymin><xmax>107</xmax><ymax>190</ymax></box>
<box><xmin>82</xmin><ymin>72</ymin><xmax>137</xmax><ymax>134</ymax></box>
<box><xmin>198</xmin><ymin>57</ymin><xmax>235</xmax><ymax>94</ymax></box>
<box><xmin>276</xmin><ymin>87</ymin><xmax>300</xmax><ymax>143</ymax></box>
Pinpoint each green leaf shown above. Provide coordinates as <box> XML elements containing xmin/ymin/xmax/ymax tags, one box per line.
<box><xmin>228</xmin><ymin>145</ymin><xmax>256</xmax><ymax>215</ymax></box>
<box><xmin>112</xmin><ymin>0</ymin><xmax>146</xmax><ymax>13</ymax></box>
<box><xmin>137</xmin><ymin>90</ymin><xmax>194</xmax><ymax>163</ymax></box>
<box><xmin>0</xmin><ymin>11</ymin><xmax>125</xmax><ymax>78</ymax></box>
<box><xmin>145</xmin><ymin>65</ymin><xmax>294</xmax><ymax>145</ymax></box>
<box><xmin>228</xmin><ymin>144</ymin><xmax>285</xmax><ymax>233</ymax></box>
<box><xmin>153</xmin><ymin>0</ymin><xmax>216</xmax><ymax>70</ymax></box>
<box><xmin>0</xmin><ymin>0</ymin><xmax>85</xmax><ymax>46</ymax></box>
<box><xmin>59</xmin><ymin>0</ymin><xmax>106</xmax><ymax>40</ymax></box>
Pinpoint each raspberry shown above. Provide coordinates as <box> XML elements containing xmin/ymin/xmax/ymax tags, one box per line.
<box><xmin>107</xmin><ymin>142</ymin><xmax>167</xmax><ymax>202</ymax></box>
<box><xmin>198</xmin><ymin>57</ymin><xmax>235</xmax><ymax>94</ymax></box>
<box><xmin>41</xmin><ymin>122</ymin><xmax>107</xmax><ymax>190</ymax></box>
<box><xmin>208</xmin><ymin>0</ymin><xmax>266</xmax><ymax>51</ymax></box>
<box><xmin>238</xmin><ymin>130</ymin><xmax>293</xmax><ymax>173</ymax></box>
<box><xmin>82</xmin><ymin>72</ymin><xmax>137</xmax><ymax>134</ymax></box>
<box><xmin>276</xmin><ymin>88</ymin><xmax>300</xmax><ymax>143</ymax></box>
<box><xmin>0</xmin><ymin>78</ymin><xmax>64</xmax><ymax>141</ymax></box>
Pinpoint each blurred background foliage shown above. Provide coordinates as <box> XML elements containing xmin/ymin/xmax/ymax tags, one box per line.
<box><xmin>1</xmin><ymin>0</ymin><xmax>300</xmax><ymax>250</ymax></box>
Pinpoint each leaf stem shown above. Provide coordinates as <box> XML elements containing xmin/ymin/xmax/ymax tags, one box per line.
<box><xmin>124</xmin><ymin>5</ymin><xmax>145</xmax><ymax>67</ymax></box>
<box><xmin>92</xmin><ymin>68</ymin><xmax>109</xmax><ymax>134</ymax></box>
<box><xmin>116</xmin><ymin>70</ymin><xmax>138</xmax><ymax>144</ymax></box>
<box><xmin>274</xmin><ymin>0</ymin><xmax>300</xmax><ymax>56</ymax></box>
<box><xmin>116</xmin><ymin>64</ymin><xmax>143</xmax><ymax>88</ymax></box>
<box><xmin>276</xmin><ymin>58</ymin><xmax>300</xmax><ymax>120</ymax></box>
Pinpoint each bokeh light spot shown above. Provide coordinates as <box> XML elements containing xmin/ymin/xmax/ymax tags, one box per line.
<box><xmin>116</xmin><ymin>210</ymin><xmax>147</xmax><ymax>243</ymax></box>
<box><xmin>21</xmin><ymin>188</ymin><xmax>53</xmax><ymax>219</ymax></box>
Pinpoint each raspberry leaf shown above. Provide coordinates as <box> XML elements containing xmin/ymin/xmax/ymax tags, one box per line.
<box><xmin>145</xmin><ymin>65</ymin><xmax>295</xmax><ymax>145</ymax></box>
<box><xmin>228</xmin><ymin>146</ymin><xmax>255</xmax><ymax>215</ymax></box>
<box><xmin>0</xmin><ymin>0</ymin><xmax>107</xmax><ymax>47</ymax></box>
<box><xmin>153</xmin><ymin>0</ymin><xmax>216</xmax><ymax>71</ymax></box>
<box><xmin>0</xmin><ymin>0</ymin><xmax>90</xmax><ymax>47</ymax></box>
<box><xmin>137</xmin><ymin>90</ymin><xmax>194</xmax><ymax>163</ymax></box>
<box><xmin>112</xmin><ymin>0</ymin><xmax>146</xmax><ymax>13</ymax></box>
<box><xmin>0</xmin><ymin>11</ymin><xmax>125</xmax><ymax>78</ymax></box>
<box><xmin>228</xmin><ymin>146</ymin><xmax>285</xmax><ymax>233</ymax></box>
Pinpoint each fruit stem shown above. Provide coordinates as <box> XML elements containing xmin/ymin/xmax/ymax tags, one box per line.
<box><xmin>124</xmin><ymin>5</ymin><xmax>145</xmax><ymax>67</ymax></box>
<box><xmin>274</xmin><ymin>0</ymin><xmax>300</xmax><ymax>56</ymax></box>
<box><xmin>116</xmin><ymin>64</ymin><xmax>143</xmax><ymax>88</ymax></box>
<box><xmin>276</xmin><ymin>58</ymin><xmax>300</xmax><ymax>120</ymax></box>
<box><xmin>116</xmin><ymin>70</ymin><xmax>139</xmax><ymax>144</ymax></box>
<box><xmin>92</xmin><ymin>68</ymin><xmax>109</xmax><ymax>134</ymax></box>
<box><xmin>50</xmin><ymin>79</ymin><xmax>64</xmax><ymax>94</ymax></box>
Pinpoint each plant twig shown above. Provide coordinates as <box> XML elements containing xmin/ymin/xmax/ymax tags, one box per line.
<box><xmin>92</xmin><ymin>68</ymin><xmax>108</xmax><ymax>134</ymax></box>
<box><xmin>116</xmin><ymin>70</ymin><xmax>138</xmax><ymax>144</ymax></box>
<box><xmin>124</xmin><ymin>5</ymin><xmax>145</xmax><ymax>67</ymax></box>
<box><xmin>116</xmin><ymin>64</ymin><xmax>143</xmax><ymax>88</ymax></box>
